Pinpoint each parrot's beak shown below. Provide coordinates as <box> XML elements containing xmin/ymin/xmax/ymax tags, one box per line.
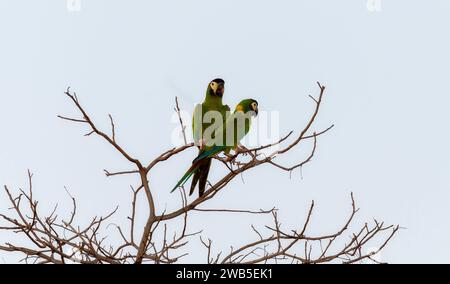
<box><xmin>216</xmin><ymin>83</ymin><xmax>224</xmax><ymax>97</ymax></box>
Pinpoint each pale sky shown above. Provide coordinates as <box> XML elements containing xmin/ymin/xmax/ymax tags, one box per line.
<box><xmin>1</xmin><ymin>0</ymin><xmax>449</xmax><ymax>263</ymax></box>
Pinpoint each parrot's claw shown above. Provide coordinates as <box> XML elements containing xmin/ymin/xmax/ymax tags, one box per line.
<box><xmin>198</xmin><ymin>138</ymin><xmax>206</xmax><ymax>150</ymax></box>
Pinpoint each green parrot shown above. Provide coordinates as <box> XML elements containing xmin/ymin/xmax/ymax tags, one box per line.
<box><xmin>171</xmin><ymin>99</ymin><xmax>259</xmax><ymax>195</ymax></box>
<box><xmin>190</xmin><ymin>78</ymin><xmax>230</xmax><ymax>197</ymax></box>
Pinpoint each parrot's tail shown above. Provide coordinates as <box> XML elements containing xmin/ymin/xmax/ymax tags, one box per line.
<box><xmin>193</xmin><ymin>146</ymin><xmax>226</xmax><ymax>163</ymax></box>
<box><xmin>189</xmin><ymin>158</ymin><xmax>212</xmax><ymax>197</ymax></box>
<box><xmin>198</xmin><ymin>158</ymin><xmax>212</xmax><ymax>197</ymax></box>
<box><xmin>170</xmin><ymin>165</ymin><xmax>197</xmax><ymax>193</ymax></box>
<box><xmin>171</xmin><ymin>145</ymin><xmax>226</xmax><ymax>194</ymax></box>
<box><xmin>189</xmin><ymin>169</ymin><xmax>200</xmax><ymax>196</ymax></box>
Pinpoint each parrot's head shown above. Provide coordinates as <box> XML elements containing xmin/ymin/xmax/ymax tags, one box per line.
<box><xmin>236</xmin><ymin>99</ymin><xmax>258</xmax><ymax>117</ymax></box>
<box><xmin>207</xmin><ymin>78</ymin><xmax>225</xmax><ymax>97</ymax></box>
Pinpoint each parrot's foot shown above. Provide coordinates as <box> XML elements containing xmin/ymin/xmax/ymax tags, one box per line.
<box><xmin>198</xmin><ymin>138</ymin><xmax>206</xmax><ymax>150</ymax></box>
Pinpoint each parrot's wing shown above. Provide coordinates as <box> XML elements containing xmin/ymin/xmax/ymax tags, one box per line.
<box><xmin>223</xmin><ymin>104</ymin><xmax>231</xmax><ymax>120</ymax></box>
<box><xmin>233</xmin><ymin>111</ymin><xmax>253</xmax><ymax>146</ymax></box>
<box><xmin>192</xmin><ymin>104</ymin><xmax>203</xmax><ymax>145</ymax></box>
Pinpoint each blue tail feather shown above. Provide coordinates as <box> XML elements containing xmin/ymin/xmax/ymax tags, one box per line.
<box><xmin>193</xmin><ymin>146</ymin><xmax>226</xmax><ymax>163</ymax></box>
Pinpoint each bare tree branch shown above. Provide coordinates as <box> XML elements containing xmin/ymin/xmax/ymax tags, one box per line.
<box><xmin>0</xmin><ymin>83</ymin><xmax>399</xmax><ymax>264</ymax></box>
<box><xmin>175</xmin><ymin>96</ymin><xmax>188</xmax><ymax>145</ymax></box>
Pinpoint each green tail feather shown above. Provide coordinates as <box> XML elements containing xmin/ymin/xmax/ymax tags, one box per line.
<box><xmin>171</xmin><ymin>168</ymin><xmax>197</xmax><ymax>193</ymax></box>
<box><xmin>172</xmin><ymin>145</ymin><xmax>226</xmax><ymax>194</ymax></box>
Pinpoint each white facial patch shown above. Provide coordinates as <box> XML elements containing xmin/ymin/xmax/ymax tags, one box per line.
<box><xmin>210</xmin><ymin>82</ymin><xmax>218</xmax><ymax>93</ymax></box>
<box><xmin>251</xmin><ymin>102</ymin><xmax>258</xmax><ymax>112</ymax></box>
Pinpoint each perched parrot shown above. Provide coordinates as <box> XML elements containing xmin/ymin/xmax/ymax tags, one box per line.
<box><xmin>171</xmin><ymin>99</ymin><xmax>259</xmax><ymax>196</ymax></box>
<box><xmin>190</xmin><ymin>79</ymin><xmax>230</xmax><ymax>197</ymax></box>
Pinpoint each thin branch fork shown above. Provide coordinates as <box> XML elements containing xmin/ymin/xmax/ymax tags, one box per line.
<box><xmin>59</xmin><ymin>89</ymin><xmax>140</xmax><ymax>166</ymax></box>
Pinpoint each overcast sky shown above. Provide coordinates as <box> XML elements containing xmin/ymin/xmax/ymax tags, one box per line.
<box><xmin>1</xmin><ymin>0</ymin><xmax>449</xmax><ymax>263</ymax></box>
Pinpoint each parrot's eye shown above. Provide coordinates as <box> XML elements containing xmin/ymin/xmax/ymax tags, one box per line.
<box><xmin>251</xmin><ymin>102</ymin><xmax>258</xmax><ymax>111</ymax></box>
